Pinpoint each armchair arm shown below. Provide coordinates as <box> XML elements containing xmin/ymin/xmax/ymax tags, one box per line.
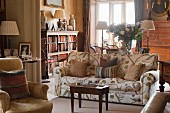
<box><xmin>140</xmin><ymin>70</ymin><xmax>159</xmax><ymax>104</ymax></box>
<box><xmin>53</xmin><ymin>66</ymin><xmax>70</xmax><ymax>96</ymax></box>
<box><xmin>0</xmin><ymin>90</ymin><xmax>10</xmax><ymax>112</ymax></box>
<box><xmin>28</xmin><ymin>81</ymin><xmax>49</xmax><ymax>100</ymax></box>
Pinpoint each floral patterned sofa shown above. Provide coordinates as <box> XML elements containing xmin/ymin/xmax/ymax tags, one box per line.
<box><xmin>53</xmin><ymin>51</ymin><xmax>159</xmax><ymax>105</ymax></box>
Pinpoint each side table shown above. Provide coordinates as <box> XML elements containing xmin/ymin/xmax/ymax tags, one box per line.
<box><xmin>69</xmin><ymin>83</ymin><xmax>109</xmax><ymax>113</ymax></box>
<box><xmin>22</xmin><ymin>58</ymin><xmax>40</xmax><ymax>69</ymax></box>
<box><xmin>157</xmin><ymin>60</ymin><xmax>170</xmax><ymax>92</ymax></box>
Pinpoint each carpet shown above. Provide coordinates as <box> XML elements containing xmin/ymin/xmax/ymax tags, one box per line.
<box><xmin>51</xmin><ymin>97</ymin><xmax>143</xmax><ymax>113</ymax></box>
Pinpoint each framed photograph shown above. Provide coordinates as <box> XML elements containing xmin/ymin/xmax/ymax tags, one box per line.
<box><xmin>19</xmin><ymin>42</ymin><xmax>31</xmax><ymax>56</ymax></box>
<box><xmin>44</xmin><ymin>0</ymin><xmax>64</xmax><ymax>9</ymax></box>
<box><xmin>67</xmin><ymin>25</ymin><xmax>74</xmax><ymax>31</ymax></box>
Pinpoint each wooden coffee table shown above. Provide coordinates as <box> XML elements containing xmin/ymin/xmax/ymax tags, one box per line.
<box><xmin>69</xmin><ymin>83</ymin><xmax>109</xmax><ymax>113</ymax></box>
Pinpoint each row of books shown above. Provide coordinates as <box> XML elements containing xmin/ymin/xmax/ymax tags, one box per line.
<box><xmin>48</xmin><ymin>42</ymin><xmax>76</xmax><ymax>52</ymax></box>
<box><xmin>48</xmin><ymin>35</ymin><xmax>76</xmax><ymax>44</ymax></box>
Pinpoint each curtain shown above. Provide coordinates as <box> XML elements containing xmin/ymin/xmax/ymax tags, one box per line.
<box><xmin>134</xmin><ymin>0</ymin><xmax>145</xmax><ymax>23</ymax></box>
<box><xmin>83</xmin><ymin>0</ymin><xmax>90</xmax><ymax>52</ymax></box>
<box><xmin>134</xmin><ymin>0</ymin><xmax>145</xmax><ymax>53</ymax></box>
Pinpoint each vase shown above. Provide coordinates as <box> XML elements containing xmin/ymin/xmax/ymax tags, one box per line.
<box><xmin>69</xmin><ymin>15</ymin><xmax>76</xmax><ymax>31</ymax></box>
<box><xmin>119</xmin><ymin>41</ymin><xmax>128</xmax><ymax>55</ymax></box>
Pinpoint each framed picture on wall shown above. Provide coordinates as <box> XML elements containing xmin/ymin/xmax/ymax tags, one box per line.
<box><xmin>44</xmin><ymin>0</ymin><xmax>64</xmax><ymax>9</ymax></box>
<box><xmin>19</xmin><ymin>42</ymin><xmax>31</xmax><ymax>56</ymax></box>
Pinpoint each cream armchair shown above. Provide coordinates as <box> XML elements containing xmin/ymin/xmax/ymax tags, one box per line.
<box><xmin>0</xmin><ymin>58</ymin><xmax>53</xmax><ymax>113</ymax></box>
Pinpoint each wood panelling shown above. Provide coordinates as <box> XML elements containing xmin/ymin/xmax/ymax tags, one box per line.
<box><xmin>142</xmin><ymin>21</ymin><xmax>170</xmax><ymax>61</ymax></box>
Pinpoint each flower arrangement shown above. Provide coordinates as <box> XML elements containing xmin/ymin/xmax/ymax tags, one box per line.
<box><xmin>107</xmin><ymin>22</ymin><xmax>142</xmax><ymax>51</ymax></box>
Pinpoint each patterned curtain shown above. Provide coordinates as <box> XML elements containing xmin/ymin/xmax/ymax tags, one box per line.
<box><xmin>83</xmin><ymin>0</ymin><xmax>90</xmax><ymax>52</ymax></box>
<box><xmin>134</xmin><ymin>0</ymin><xmax>145</xmax><ymax>53</ymax></box>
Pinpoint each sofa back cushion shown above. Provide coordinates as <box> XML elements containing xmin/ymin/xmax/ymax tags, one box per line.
<box><xmin>107</xmin><ymin>53</ymin><xmax>158</xmax><ymax>78</ymax></box>
<box><xmin>67</xmin><ymin>52</ymin><xmax>100</xmax><ymax>75</ymax></box>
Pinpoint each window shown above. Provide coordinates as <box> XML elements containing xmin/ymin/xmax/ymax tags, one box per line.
<box><xmin>90</xmin><ymin>0</ymin><xmax>135</xmax><ymax>46</ymax></box>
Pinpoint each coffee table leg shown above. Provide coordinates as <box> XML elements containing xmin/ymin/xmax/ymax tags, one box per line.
<box><xmin>71</xmin><ymin>92</ymin><xmax>74</xmax><ymax>113</ymax></box>
<box><xmin>99</xmin><ymin>94</ymin><xmax>102</xmax><ymax>113</ymax></box>
<box><xmin>105</xmin><ymin>93</ymin><xmax>108</xmax><ymax>111</ymax></box>
<box><xmin>78</xmin><ymin>93</ymin><xmax>81</xmax><ymax>108</ymax></box>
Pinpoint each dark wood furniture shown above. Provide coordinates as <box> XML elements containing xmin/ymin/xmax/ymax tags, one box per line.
<box><xmin>41</xmin><ymin>30</ymin><xmax>48</xmax><ymax>79</ymax></box>
<box><xmin>69</xmin><ymin>83</ymin><xmax>109</xmax><ymax>113</ymax></box>
<box><xmin>142</xmin><ymin>21</ymin><xmax>170</xmax><ymax>61</ymax></box>
<box><xmin>157</xmin><ymin>60</ymin><xmax>170</xmax><ymax>92</ymax></box>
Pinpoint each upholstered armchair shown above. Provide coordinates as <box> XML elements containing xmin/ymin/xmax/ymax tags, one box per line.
<box><xmin>0</xmin><ymin>58</ymin><xmax>53</xmax><ymax>113</ymax></box>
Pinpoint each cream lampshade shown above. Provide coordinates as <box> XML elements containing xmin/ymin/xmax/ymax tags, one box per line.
<box><xmin>54</xmin><ymin>10</ymin><xmax>66</xmax><ymax>29</ymax></box>
<box><xmin>0</xmin><ymin>21</ymin><xmax>19</xmax><ymax>57</ymax></box>
<box><xmin>141</xmin><ymin>20</ymin><xmax>155</xmax><ymax>53</ymax></box>
<box><xmin>96</xmin><ymin>21</ymin><xmax>108</xmax><ymax>54</ymax></box>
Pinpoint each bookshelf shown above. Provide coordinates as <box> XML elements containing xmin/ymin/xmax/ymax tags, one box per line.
<box><xmin>46</xmin><ymin>31</ymin><xmax>79</xmax><ymax>74</ymax></box>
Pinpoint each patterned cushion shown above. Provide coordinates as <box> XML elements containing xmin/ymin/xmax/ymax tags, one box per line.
<box><xmin>95</xmin><ymin>65</ymin><xmax>118</xmax><ymax>78</ymax></box>
<box><xmin>70</xmin><ymin>60</ymin><xmax>88</xmax><ymax>77</ymax></box>
<box><xmin>100</xmin><ymin>57</ymin><xmax>118</xmax><ymax>67</ymax></box>
<box><xmin>0</xmin><ymin>70</ymin><xmax>30</xmax><ymax>99</ymax></box>
<box><xmin>124</xmin><ymin>63</ymin><xmax>144</xmax><ymax>81</ymax></box>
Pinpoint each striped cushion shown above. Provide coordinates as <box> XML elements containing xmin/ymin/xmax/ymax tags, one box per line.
<box><xmin>95</xmin><ymin>65</ymin><xmax>118</xmax><ymax>78</ymax></box>
<box><xmin>0</xmin><ymin>70</ymin><xmax>30</xmax><ymax>99</ymax></box>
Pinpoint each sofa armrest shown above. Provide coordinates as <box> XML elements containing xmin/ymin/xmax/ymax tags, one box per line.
<box><xmin>0</xmin><ymin>90</ymin><xmax>10</xmax><ymax>112</ymax></box>
<box><xmin>140</xmin><ymin>70</ymin><xmax>159</xmax><ymax>104</ymax></box>
<box><xmin>141</xmin><ymin>92</ymin><xmax>170</xmax><ymax>113</ymax></box>
<box><xmin>53</xmin><ymin>66</ymin><xmax>70</xmax><ymax>96</ymax></box>
<box><xmin>28</xmin><ymin>81</ymin><xmax>48</xmax><ymax>100</ymax></box>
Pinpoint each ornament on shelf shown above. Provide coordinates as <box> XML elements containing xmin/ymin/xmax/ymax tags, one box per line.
<box><xmin>69</xmin><ymin>15</ymin><xmax>76</xmax><ymax>31</ymax></box>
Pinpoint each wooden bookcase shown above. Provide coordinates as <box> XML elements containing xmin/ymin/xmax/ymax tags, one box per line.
<box><xmin>46</xmin><ymin>31</ymin><xmax>79</xmax><ymax>74</ymax></box>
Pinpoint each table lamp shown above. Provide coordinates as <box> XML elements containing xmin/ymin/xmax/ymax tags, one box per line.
<box><xmin>54</xmin><ymin>10</ymin><xmax>66</xmax><ymax>30</ymax></box>
<box><xmin>0</xmin><ymin>21</ymin><xmax>20</xmax><ymax>57</ymax></box>
<box><xmin>141</xmin><ymin>20</ymin><xmax>155</xmax><ymax>53</ymax></box>
<box><xmin>96</xmin><ymin>21</ymin><xmax>108</xmax><ymax>54</ymax></box>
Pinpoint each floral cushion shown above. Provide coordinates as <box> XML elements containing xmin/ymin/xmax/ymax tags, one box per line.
<box><xmin>124</xmin><ymin>63</ymin><xmax>144</xmax><ymax>81</ymax></box>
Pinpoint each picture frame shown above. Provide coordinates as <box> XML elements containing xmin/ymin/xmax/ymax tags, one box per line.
<box><xmin>44</xmin><ymin>0</ymin><xmax>64</xmax><ymax>9</ymax></box>
<box><xmin>67</xmin><ymin>25</ymin><xmax>74</xmax><ymax>31</ymax></box>
<box><xmin>19</xmin><ymin>42</ymin><xmax>31</xmax><ymax>56</ymax></box>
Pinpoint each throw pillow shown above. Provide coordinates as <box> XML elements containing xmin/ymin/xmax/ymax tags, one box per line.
<box><xmin>100</xmin><ymin>57</ymin><xmax>118</xmax><ymax>67</ymax></box>
<box><xmin>124</xmin><ymin>63</ymin><xmax>144</xmax><ymax>81</ymax></box>
<box><xmin>95</xmin><ymin>65</ymin><xmax>118</xmax><ymax>78</ymax></box>
<box><xmin>0</xmin><ymin>70</ymin><xmax>30</xmax><ymax>99</ymax></box>
<box><xmin>70</xmin><ymin>60</ymin><xmax>88</xmax><ymax>77</ymax></box>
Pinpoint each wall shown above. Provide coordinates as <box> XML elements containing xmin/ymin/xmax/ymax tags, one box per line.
<box><xmin>40</xmin><ymin>0</ymin><xmax>83</xmax><ymax>32</ymax></box>
<box><xmin>6</xmin><ymin>0</ymin><xmax>41</xmax><ymax>83</ymax></box>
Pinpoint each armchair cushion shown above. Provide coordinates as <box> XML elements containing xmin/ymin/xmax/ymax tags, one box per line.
<box><xmin>0</xmin><ymin>70</ymin><xmax>30</xmax><ymax>99</ymax></box>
